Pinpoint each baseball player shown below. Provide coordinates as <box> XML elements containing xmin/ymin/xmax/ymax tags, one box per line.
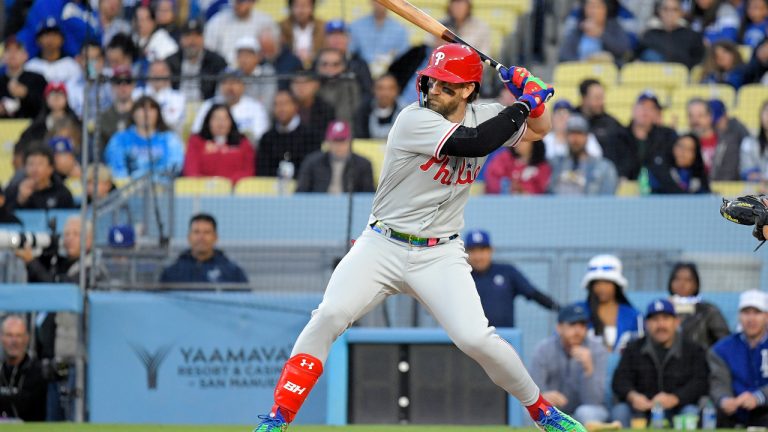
<box><xmin>254</xmin><ymin>43</ymin><xmax>586</xmax><ymax>432</ymax></box>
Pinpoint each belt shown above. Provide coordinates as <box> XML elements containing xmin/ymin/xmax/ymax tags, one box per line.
<box><xmin>370</xmin><ymin>221</ymin><xmax>458</xmax><ymax>247</ymax></box>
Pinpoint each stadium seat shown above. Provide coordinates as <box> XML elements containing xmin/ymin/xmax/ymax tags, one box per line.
<box><xmin>549</xmin><ymin>86</ymin><xmax>581</xmax><ymax>107</ymax></box>
<box><xmin>689</xmin><ymin>65</ymin><xmax>704</xmax><ymax>83</ymax></box>
<box><xmin>670</xmin><ymin>85</ymin><xmax>736</xmax><ymax>110</ymax></box>
<box><xmin>711</xmin><ymin>181</ymin><xmax>748</xmax><ymax>198</ymax></box>
<box><xmin>616</xmin><ymin>180</ymin><xmax>639</xmax><ymax>197</ymax></box>
<box><xmin>474</xmin><ymin>6</ymin><xmax>517</xmax><ymax>34</ymax></box>
<box><xmin>114</xmin><ymin>177</ymin><xmax>131</xmax><ymax>188</ymax></box>
<box><xmin>737</xmin><ymin>83</ymin><xmax>768</xmax><ymax>112</ymax></box>
<box><xmin>174</xmin><ymin>177</ymin><xmax>232</xmax><ymax>196</ymax></box>
<box><xmin>605</xmin><ymin>104</ymin><xmax>631</xmax><ymax>126</ymax></box>
<box><xmin>605</xmin><ymin>86</ymin><xmax>672</xmax><ymax>109</ymax></box>
<box><xmin>738</xmin><ymin>45</ymin><xmax>753</xmax><ymax>62</ymax></box>
<box><xmin>353</xmin><ymin>139</ymin><xmax>386</xmax><ymax>183</ymax></box>
<box><xmin>733</xmin><ymin>104</ymin><xmax>761</xmax><ymax>133</ymax></box>
<box><xmin>233</xmin><ymin>176</ymin><xmax>296</xmax><ymax>195</ymax></box>
<box><xmin>553</xmin><ymin>62</ymin><xmax>618</xmax><ymax>88</ymax></box>
<box><xmin>65</xmin><ymin>177</ymin><xmax>83</xmax><ymax>198</ymax></box>
<box><xmin>252</xmin><ymin>1</ymin><xmax>286</xmax><ymax>22</ymax></box>
<box><xmin>662</xmin><ymin>105</ymin><xmax>689</xmax><ymax>132</ymax></box>
<box><xmin>620</xmin><ymin>62</ymin><xmax>688</xmax><ymax>90</ymax></box>
<box><xmin>0</xmin><ymin>119</ymin><xmax>30</xmax><ymax>185</ymax></box>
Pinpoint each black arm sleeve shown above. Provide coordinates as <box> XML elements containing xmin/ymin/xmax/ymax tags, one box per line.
<box><xmin>439</xmin><ymin>101</ymin><xmax>530</xmax><ymax>158</ymax></box>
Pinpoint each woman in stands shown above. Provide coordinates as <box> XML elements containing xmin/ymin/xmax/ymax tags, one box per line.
<box><xmin>484</xmin><ymin>140</ymin><xmax>551</xmax><ymax>195</ymax></box>
<box><xmin>441</xmin><ymin>0</ymin><xmax>491</xmax><ymax>58</ymax></box>
<box><xmin>667</xmin><ymin>262</ymin><xmax>730</xmax><ymax>349</ymax></box>
<box><xmin>183</xmin><ymin>103</ymin><xmax>255</xmax><ymax>184</ymax></box>
<box><xmin>740</xmin><ymin>0</ymin><xmax>768</xmax><ymax>49</ymax></box>
<box><xmin>688</xmin><ymin>0</ymin><xmax>741</xmax><ymax>44</ymax></box>
<box><xmin>740</xmin><ymin>101</ymin><xmax>768</xmax><ymax>180</ymax></box>
<box><xmin>17</xmin><ymin>82</ymin><xmax>82</xmax><ymax>155</ymax></box>
<box><xmin>648</xmin><ymin>133</ymin><xmax>711</xmax><ymax>194</ymax></box>
<box><xmin>104</xmin><ymin>95</ymin><xmax>184</xmax><ymax>179</ymax></box>
<box><xmin>558</xmin><ymin>0</ymin><xmax>633</xmax><ymax>64</ymax></box>
<box><xmin>700</xmin><ymin>40</ymin><xmax>747</xmax><ymax>88</ymax></box>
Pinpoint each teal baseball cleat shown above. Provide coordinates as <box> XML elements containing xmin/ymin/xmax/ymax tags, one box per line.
<box><xmin>533</xmin><ymin>405</ymin><xmax>588</xmax><ymax>432</ymax></box>
<box><xmin>253</xmin><ymin>409</ymin><xmax>288</xmax><ymax>432</ymax></box>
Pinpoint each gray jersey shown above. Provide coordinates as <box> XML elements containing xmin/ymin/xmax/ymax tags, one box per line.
<box><xmin>370</xmin><ymin>102</ymin><xmax>526</xmax><ymax>238</ymax></box>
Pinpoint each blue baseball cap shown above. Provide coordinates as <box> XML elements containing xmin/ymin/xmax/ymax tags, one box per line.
<box><xmin>646</xmin><ymin>298</ymin><xmax>676</xmax><ymax>319</ymax></box>
<box><xmin>49</xmin><ymin>136</ymin><xmax>73</xmax><ymax>154</ymax></box>
<box><xmin>325</xmin><ymin>19</ymin><xmax>347</xmax><ymax>33</ymax></box>
<box><xmin>709</xmin><ymin>99</ymin><xmax>726</xmax><ymax>125</ymax></box>
<box><xmin>637</xmin><ymin>91</ymin><xmax>662</xmax><ymax>110</ymax></box>
<box><xmin>464</xmin><ymin>229</ymin><xmax>491</xmax><ymax>249</ymax></box>
<box><xmin>553</xmin><ymin>100</ymin><xmax>573</xmax><ymax>112</ymax></box>
<box><xmin>558</xmin><ymin>303</ymin><xmax>589</xmax><ymax>324</ymax></box>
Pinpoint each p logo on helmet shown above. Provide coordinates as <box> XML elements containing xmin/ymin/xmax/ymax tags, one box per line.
<box><xmin>434</xmin><ymin>52</ymin><xmax>446</xmax><ymax>66</ymax></box>
<box><xmin>416</xmin><ymin>43</ymin><xmax>484</xmax><ymax>105</ymax></box>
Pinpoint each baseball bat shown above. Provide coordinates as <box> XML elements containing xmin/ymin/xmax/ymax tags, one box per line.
<box><xmin>374</xmin><ymin>0</ymin><xmax>506</xmax><ymax>72</ymax></box>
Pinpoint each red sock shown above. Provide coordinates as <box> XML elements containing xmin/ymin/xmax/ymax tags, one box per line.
<box><xmin>526</xmin><ymin>393</ymin><xmax>553</xmax><ymax>420</ymax></box>
<box><xmin>271</xmin><ymin>353</ymin><xmax>323</xmax><ymax>423</ymax></box>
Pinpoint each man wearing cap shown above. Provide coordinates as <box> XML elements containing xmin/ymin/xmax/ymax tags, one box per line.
<box><xmin>204</xmin><ymin>0</ymin><xmax>279</xmax><ymax>67</ymax></box>
<box><xmin>323</xmin><ymin>19</ymin><xmax>373</xmax><ymax>105</ymax></box>
<box><xmin>234</xmin><ymin>36</ymin><xmax>277</xmax><ymax>111</ymax></box>
<box><xmin>49</xmin><ymin>136</ymin><xmax>81</xmax><ymax>180</ymax></box>
<box><xmin>549</xmin><ymin>114</ymin><xmax>619</xmax><ymax>195</ymax></box>
<box><xmin>348</xmin><ymin>0</ymin><xmax>410</xmax><ymax>74</ymax></box>
<box><xmin>464</xmin><ymin>229</ymin><xmax>558</xmax><ymax>328</ymax></box>
<box><xmin>687</xmin><ymin>98</ymin><xmax>747</xmax><ymax>180</ymax></box>
<box><xmin>542</xmin><ymin>99</ymin><xmax>603</xmax><ymax>160</ymax></box>
<box><xmin>612</xmin><ymin>299</ymin><xmax>708</xmax><ymax>427</ymax></box>
<box><xmin>531</xmin><ymin>303</ymin><xmax>610</xmax><ymax>424</ymax></box>
<box><xmin>98</xmin><ymin>65</ymin><xmax>136</xmax><ymax>146</ymax></box>
<box><xmin>190</xmin><ymin>68</ymin><xmax>269</xmax><ymax>143</ymax></box>
<box><xmin>166</xmin><ymin>19</ymin><xmax>227</xmax><ymax>102</ymax></box>
<box><xmin>314</xmin><ymin>47</ymin><xmax>361</xmax><ymax>124</ymax></box>
<box><xmin>23</xmin><ymin>17</ymin><xmax>81</xmax><ymax>84</ymax></box>
<box><xmin>296</xmin><ymin>120</ymin><xmax>374</xmax><ymax>193</ymax></box>
<box><xmin>708</xmin><ymin>290</ymin><xmax>768</xmax><ymax>427</ymax></box>
<box><xmin>623</xmin><ymin>92</ymin><xmax>678</xmax><ymax>180</ymax></box>
<box><xmin>0</xmin><ymin>36</ymin><xmax>47</xmax><ymax>119</ymax></box>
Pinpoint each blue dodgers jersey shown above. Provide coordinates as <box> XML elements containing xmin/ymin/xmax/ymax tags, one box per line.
<box><xmin>712</xmin><ymin>333</ymin><xmax>768</xmax><ymax>396</ymax></box>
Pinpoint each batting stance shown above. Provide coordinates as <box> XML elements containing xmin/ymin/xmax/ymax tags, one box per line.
<box><xmin>255</xmin><ymin>43</ymin><xmax>586</xmax><ymax>432</ymax></box>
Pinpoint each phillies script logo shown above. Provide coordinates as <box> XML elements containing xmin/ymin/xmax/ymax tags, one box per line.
<box><xmin>419</xmin><ymin>156</ymin><xmax>479</xmax><ymax>185</ymax></box>
<box><xmin>132</xmin><ymin>344</ymin><xmax>173</xmax><ymax>390</ymax></box>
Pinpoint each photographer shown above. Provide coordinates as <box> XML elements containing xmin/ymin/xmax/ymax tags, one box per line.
<box><xmin>15</xmin><ymin>215</ymin><xmax>104</xmax><ymax>360</ymax></box>
<box><xmin>0</xmin><ymin>315</ymin><xmax>47</xmax><ymax>421</ymax></box>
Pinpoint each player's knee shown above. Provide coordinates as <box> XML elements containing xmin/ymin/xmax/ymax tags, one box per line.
<box><xmin>451</xmin><ymin>329</ymin><xmax>489</xmax><ymax>357</ymax></box>
<box><xmin>313</xmin><ymin>304</ymin><xmax>353</xmax><ymax>333</ymax></box>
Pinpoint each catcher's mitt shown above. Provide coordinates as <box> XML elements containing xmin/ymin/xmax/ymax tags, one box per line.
<box><xmin>720</xmin><ymin>195</ymin><xmax>768</xmax><ymax>250</ymax></box>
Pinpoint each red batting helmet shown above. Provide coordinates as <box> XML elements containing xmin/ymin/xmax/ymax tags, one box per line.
<box><xmin>417</xmin><ymin>43</ymin><xmax>483</xmax><ymax>104</ymax></box>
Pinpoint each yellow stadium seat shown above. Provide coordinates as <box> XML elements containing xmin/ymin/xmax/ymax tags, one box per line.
<box><xmin>233</xmin><ymin>176</ymin><xmax>296</xmax><ymax>195</ymax></box>
<box><xmin>620</xmin><ymin>63</ymin><xmax>688</xmax><ymax>90</ymax></box>
<box><xmin>671</xmin><ymin>85</ymin><xmax>736</xmax><ymax>110</ymax></box>
<box><xmin>738</xmin><ymin>45</ymin><xmax>753</xmax><ymax>62</ymax></box>
<box><xmin>175</xmin><ymin>177</ymin><xmax>232</xmax><ymax>196</ymax></box>
<box><xmin>605</xmin><ymin>105</ymin><xmax>631</xmax><ymax>126</ymax></box>
<box><xmin>470</xmin><ymin>180</ymin><xmax>485</xmax><ymax>196</ymax></box>
<box><xmin>549</xmin><ymin>86</ymin><xmax>581</xmax><ymax>107</ymax></box>
<box><xmin>474</xmin><ymin>6</ymin><xmax>517</xmax><ymax>34</ymax></box>
<box><xmin>689</xmin><ymin>65</ymin><xmax>704</xmax><ymax>83</ymax></box>
<box><xmin>0</xmin><ymin>155</ymin><xmax>13</xmax><ymax>186</ymax></box>
<box><xmin>737</xmin><ymin>83</ymin><xmax>768</xmax><ymax>112</ymax></box>
<box><xmin>616</xmin><ymin>180</ymin><xmax>639</xmax><ymax>197</ymax></box>
<box><xmin>114</xmin><ymin>177</ymin><xmax>131</xmax><ymax>188</ymax></box>
<box><xmin>733</xmin><ymin>104</ymin><xmax>761</xmax><ymax>133</ymax></box>
<box><xmin>662</xmin><ymin>105</ymin><xmax>689</xmax><ymax>133</ymax></box>
<box><xmin>65</xmin><ymin>177</ymin><xmax>83</xmax><ymax>198</ymax></box>
<box><xmin>711</xmin><ymin>181</ymin><xmax>748</xmax><ymax>198</ymax></box>
<box><xmin>553</xmin><ymin>62</ymin><xmax>619</xmax><ymax>88</ymax></box>
<box><xmin>605</xmin><ymin>86</ymin><xmax>671</xmax><ymax>109</ymax></box>
<box><xmin>353</xmin><ymin>139</ymin><xmax>386</xmax><ymax>184</ymax></box>
<box><xmin>252</xmin><ymin>2</ymin><xmax>286</xmax><ymax>22</ymax></box>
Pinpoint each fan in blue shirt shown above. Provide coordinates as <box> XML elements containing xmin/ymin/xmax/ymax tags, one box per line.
<box><xmin>465</xmin><ymin>229</ymin><xmax>559</xmax><ymax>328</ymax></box>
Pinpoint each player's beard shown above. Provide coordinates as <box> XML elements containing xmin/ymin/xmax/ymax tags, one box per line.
<box><xmin>427</xmin><ymin>96</ymin><xmax>462</xmax><ymax>118</ymax></box>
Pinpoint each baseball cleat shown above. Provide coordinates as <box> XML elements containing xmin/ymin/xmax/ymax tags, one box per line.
<box><xmin>253</xmin><ymin>409</ymin><xmax>288</xmax><ymax>432</ymax></box>
<box><xmin>533</xmin><ymin>405</ymin><xmax>587</xmax><ymax>432</ymax></box>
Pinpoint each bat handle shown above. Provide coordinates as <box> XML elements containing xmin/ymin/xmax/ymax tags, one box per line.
<box><xmin>446</xmin><ymin>31</ymin><xmax>506</xmax><ymax>72</ymax></box>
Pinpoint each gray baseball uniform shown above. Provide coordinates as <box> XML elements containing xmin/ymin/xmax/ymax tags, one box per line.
<box><xmin>291</xmin><ymin>101</ymin><xmax>539</xmax><ymax>406</ymax></box>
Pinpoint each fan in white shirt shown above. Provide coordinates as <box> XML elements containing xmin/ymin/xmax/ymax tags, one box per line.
<box><xmin>191</xmin><ymin>69</ymin><xmax>269</xmax><ymax>143</ymax></box>
<box><xmin>204</xmin><ymin>0</ymin><xmax>279</xmax><ymax>66</ymax></box>
<box><xmin>24</xmin><ymin>18</ymin><xmax>82</xmax><ymax>84</ymax></box>
<box><xmin>133</xmin><ymin>59</ymin><xmax>186</xmax><ymax>132</ymax></box>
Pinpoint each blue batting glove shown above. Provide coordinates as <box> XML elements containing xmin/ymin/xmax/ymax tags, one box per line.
<box><xmin>498</xmin><ymin>66</ymin><xmax>531</xmax><ymax>98</ymax></box>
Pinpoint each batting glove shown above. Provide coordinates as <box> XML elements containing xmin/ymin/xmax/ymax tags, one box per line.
<box><xmin>498</xmin><ymin>66</ymin><xmax>531</xmax><ymax>98</ymax></box>
<box><xmin>517</xmin><ymin>76</ymin><xmax>555</xmax><ymax>118</ymax></box>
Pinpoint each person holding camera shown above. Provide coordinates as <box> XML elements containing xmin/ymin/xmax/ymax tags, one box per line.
<box><xmin>14</xmin><ymin>216</ymin><xmax>104</xmax><ymax>360</ymax></box>
<box><xmin>0</xmin><ymin>315</ymin><xmax>47</xmax><ymax>421</ymax></box>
